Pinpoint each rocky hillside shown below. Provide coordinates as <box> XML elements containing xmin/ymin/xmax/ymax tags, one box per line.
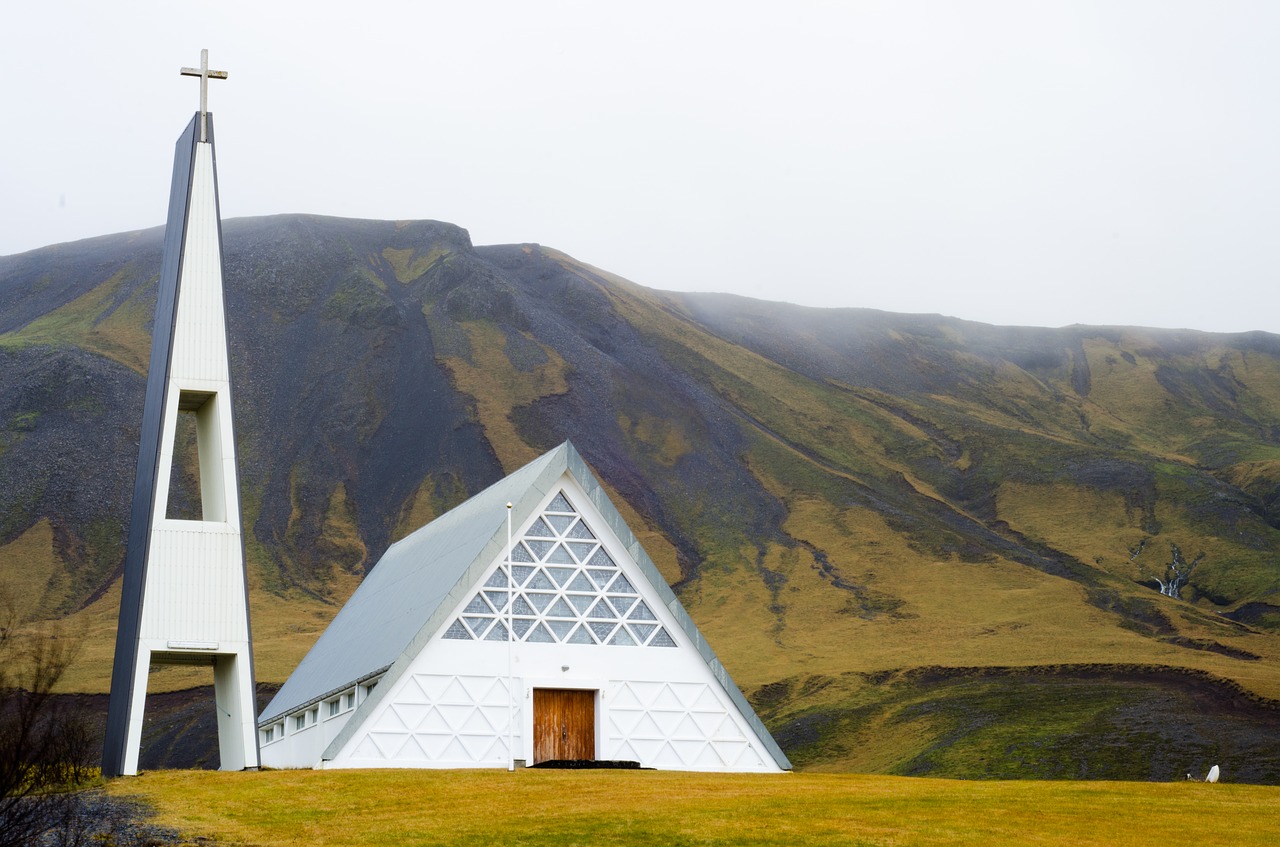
<box><xmin>2</xmin><ymin>215</ymin><xmax>1279</xmax><ymax>780</ymax></box>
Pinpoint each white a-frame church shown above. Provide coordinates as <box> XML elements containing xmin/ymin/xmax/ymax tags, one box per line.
<box><xmin>258</xmin><ymin>442</ymin><xmax>790</xmax><ymax>772</ymax></box>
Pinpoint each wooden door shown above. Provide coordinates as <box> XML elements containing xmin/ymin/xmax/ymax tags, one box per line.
<box><xmin>533</xmin><ymin>688</ymin><xmax>595</xmax><ymax>763</ymax></box>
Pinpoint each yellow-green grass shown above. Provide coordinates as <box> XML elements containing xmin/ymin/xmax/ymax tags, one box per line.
<box><xmin>108</xmin><ymin>769</ymin><xmax>1280</xmax><ymax>847</ymax></box>
<box><xmin>435</xmin><ymin>319</ymin><xmax>571</xmax><ymax>472</ymax></box>
<box><xmin>684</xmin><ymin>484</ymin><xmax>1280</xmax><ymax>703</ymax></box>
<box><xmin>380</xmin><ymin>244</ymin><xmax>451</xmax><ymax>284</ymax></box>
<box><xmin>0</xmin><ymin>268</ymin><xmax>153</xmax><ymax>373</ymax></box>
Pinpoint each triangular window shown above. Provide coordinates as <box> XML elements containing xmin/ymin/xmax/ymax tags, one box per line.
<box><xmin>527</xmin><ymin>622</ymin><xmax>555</xmax><ymax>643</ymax></box>
<box><xmin>567</xmin><ymin>624</ymin><xmax>595</xmax><ymax>644</ymax></box>
<box><xmin>567</xmin><ymin>594</ymin><xmax>595</xmax><ymax>614</ymax></box>
<box><xmin>546</xmin><ymin>544</ymin><xmax>575</xmax><ymax>565</ymax></box>
<box><xmin>566</xmin><ymin>572</ymin><xmax>595</xmax><ymax>593</ymax></box>
<box><xmin>545</xmin><ymin>514</ymin><xmax>575</xmax><ymax>534</ymax></box>
<box><xmin>443</xmin><ymin>620</ymin><xmax>472</xmax><ymax>640</ymax></box>
<box><xmin>442</xmin><ymin>489</ymin><xmax>676</xmax><ymax>647</ymax></box>
<box><xmin>545</xmin><ymin>597</ymin><xmax>576</xmax><ymax>619</ymax></box>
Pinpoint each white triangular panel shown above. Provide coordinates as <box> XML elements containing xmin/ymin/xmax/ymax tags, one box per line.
<box><xmin>713</xmin><ymin>716</ymin><xmax>745</xmax><ymax>740</ymax></box>
<box><xmin>633</xmin><ymin>713</ymin><xmax>664</xmax><ymax>739</ymax></box>
<box><xmin>672</xmin><ymin>714</ymin><xmax>703</xmax><ymax>740</ymax></box>
<box><xmin>672</xmin><ymin>739</ymin><xmax>705</xmax><ymax>765</ymax></box>
<box><xmin>653</xmin><ymin>741</ymin><xmax>683</xmax><ymax>768</ymax></box>
<box><xmin>719</xmin><ymin>740</ymin><xmax>751</xmax><ymax>767</ymax></box>
<box><xmin>440</xmin><ymin>678</ymin><xmax>471</xmax><ymax>704</ymax></box>
<box><xmin>395</xmin><ymin>735</ymin><xmax>430</xmax><ymax>762</ymax></box>
<box><xmin>394</xmin><ymin>704</ymin><xmax>430</xmax><ymax>732</ymax></box>
<box><xmin>609</xmin><ymin>709</ymin><xmax>643</xmax><ymax>737</ymax></box>
<box><xmin>692</xmin><ymin>710</ymin><xmax>724</xmax><ymax>737</ymax></box>
<box><xmin>420</xmin><ymin>707</ymin><xmax>451</xmax><ymax>735</ymax></box>
<box><xmin>631</xmin><ymin>738</ymin><xmax>663</xmax><ymax>761</ymax></box>
<box><xmin>611</xmin><ymin>684</ymin><xmax>643</xmax><ymax>710</ymax></box>
<box><xmin>419</xmin><ymin>732</ymin><xmax>454</xmax><ymax>759</ymax></box>
<box><xmin>415</xmin><ymin>674</ymin><xmax>453</xmax><ymax>701</ymax></box>
<box><xmin>437</xmin><ymin>704</ymin><xmax>473</xmax><ymax>731</ymax></box>
<box><xmin>351</xmin><ymin>735</ymin><xmax>381</xmax><ymax>759</ymax></box>
<box><xmin>459</xmin><ymin>733</ymin><xmax>495</xmax><ymax>761</ymax></box>
<box><xmin>480</xmin><ymin>735</ymin><xmax>507</xmax><ymax>762</ymax></box>
<box><xmin>374</xmin><ymin>708</ymin><xmax>408</xmax><ymax>733</ymax></box>
<box><xmin>479</xmin><ymin>677</ymin><xmax>509</xmax><ymax>706</ymax></box>
<box><xmin>695</xmin><ymin>743</ymin><xmax>726</xmax><ymax>768</ymax></box>
<box><xmin>368</xmin><ymin>732</ymin><xmax>404</xmax><ymax>759</ymax></box>
<box><xmin>440</xmin><ymin>737</ymin><xmax>470</xmax><ymax>761</ymax></box>
<box><xmin>690</xmin><ymin>686</ymin><xmax>723</xmax><ymax>712</ymax></box>
<box><xmin>479</xmin><ymin>706</ymin><xmax>510</xmax><ymax>734</ymax></box>
<box><xmin>651</xmin><ymin>685</ymin><xmax>684</xmax><ymax>711</ymax></box>
<box><xmin>670</xmin><ymin>683</ymin><xmax>704</xmax><ymax>709</ymax></box>
<box><xmin>461</xmin><ymin>708</ymin><xmax>495</xmax><ymax>734</ymax></box>
<box><xmin>458</xmin><ymin>676</ymin><xmax>492</xmax><ymax>703</ymax></box>
<box><xmin>651</xmin><ymin>710</ymin><xmax>685</xmax><ymax>737</ymax></box>
<box><xmin>401</xmin><ymin>676</ymin><xmax>433</xmax><ymax>705</ymax></box>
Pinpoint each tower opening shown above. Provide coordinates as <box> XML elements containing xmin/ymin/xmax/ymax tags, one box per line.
<box><xmin>165</xmin><ymin>390</ymin><xmax>226</xmax><ymax>522</ymax></box>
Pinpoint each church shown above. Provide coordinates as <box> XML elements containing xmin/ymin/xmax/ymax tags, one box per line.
<box><xmin>257</xmin><ymin>441</ymin><xmax>790</xmax><ymax>772</ymax></box>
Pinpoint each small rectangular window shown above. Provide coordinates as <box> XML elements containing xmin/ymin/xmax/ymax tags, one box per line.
<box><xmin>263</xmin><ymin>727</ymin><xmax>274</xmax><ymax>743</ymax></box>
<box><xmin>328</xmin><ymin>699</ymin><xmax>339</xmax><ymax>717</ymax></box>
<box><xmin>294</xmin><ymin>714</ymin><xmax>306</xmax><ymax>731</ymax></box>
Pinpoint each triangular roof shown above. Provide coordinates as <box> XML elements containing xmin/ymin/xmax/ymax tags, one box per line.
<box><xmin>259</xmin><ymin>441</ymin><xmax>790</xmax><ymax>771</ymax></box>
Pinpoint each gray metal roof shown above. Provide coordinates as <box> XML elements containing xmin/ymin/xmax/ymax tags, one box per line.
<box><xmin>258</xmin><ymin>441</ymin><xmax>792</xmax><ymax>771</ymax></box>
<box><xmin>258</xmin><ymin>445</ymin><xmax>564</xmax><ymax>724</ymax></box>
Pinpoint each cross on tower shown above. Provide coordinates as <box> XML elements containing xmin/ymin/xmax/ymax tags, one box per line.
<box><xmin>180</xmin><ymin>49</ymin><xmax>228</xmax><ymax>143</ymax></box>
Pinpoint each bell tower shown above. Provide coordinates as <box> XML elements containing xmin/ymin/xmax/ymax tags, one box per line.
<box><xmin>102</xmin><ymin>50</ymin><xmax>258</xmax><ymax>777</ymax></box>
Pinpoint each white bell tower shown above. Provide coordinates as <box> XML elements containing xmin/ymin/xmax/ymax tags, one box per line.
<box><xmin>103</xmin><ymin>50</ymin><xmax>258</xmax><ymax>777</ymax></box>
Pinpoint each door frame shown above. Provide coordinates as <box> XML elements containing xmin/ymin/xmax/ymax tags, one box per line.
<box><xmin>521</xmin><ymin>678</ymin><xmax>604</xmax><ymax>765</ymax></box>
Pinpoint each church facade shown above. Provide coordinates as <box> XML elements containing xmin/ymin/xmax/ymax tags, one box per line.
<box><xmin>258</xmin><ymin>442</ymin><xmax>790</xmax><ymax>772</ymax></box>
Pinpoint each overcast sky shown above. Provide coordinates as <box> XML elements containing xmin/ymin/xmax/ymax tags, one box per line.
<box><xmin>3</xmin><ymin>1</ymin><xmax>1278</xmax><ymax>333</ymax></box>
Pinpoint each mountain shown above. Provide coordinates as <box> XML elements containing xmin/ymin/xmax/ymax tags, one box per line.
<box><xmin>2</xmin><ymin>215</ymin><xmax>1279</xmax><ymax>781</ymax></box>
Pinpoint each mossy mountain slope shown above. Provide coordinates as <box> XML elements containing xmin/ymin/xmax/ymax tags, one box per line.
<box><xmin>2</xmin><ymin>215</ymin><xmax>1279</xmax><ymax>780</ymax></box>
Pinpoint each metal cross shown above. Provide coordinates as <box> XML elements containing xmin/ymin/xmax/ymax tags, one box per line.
<box><xmin>180</xmin><ymin>49</ymin><xmax>228</xmax><ymax>143</ymax></box>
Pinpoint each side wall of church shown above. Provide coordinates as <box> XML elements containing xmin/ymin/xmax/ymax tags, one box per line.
<box><xmin>328</xmin><ymin>634</ymin><xmax>777</xmax><ymax>771</ymax></box>
<box><xmin>258</xmin><ymin>679</ymin><xmax>378</xmax><ymax>769</ymax></box>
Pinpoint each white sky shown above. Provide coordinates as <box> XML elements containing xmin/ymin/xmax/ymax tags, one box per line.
<box><xmin>3</xmin><ymin>1</ymin><xmax>1278</xmax><ymax>333</ymax></box>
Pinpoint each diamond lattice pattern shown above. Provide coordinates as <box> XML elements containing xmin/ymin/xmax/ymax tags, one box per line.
<box><xmin>607</xmin><ymin>681</ymin><xmax>766</xmax><ymax>770</ymax></box>
<box><xmin>444</xmin><ymin>491</ymin><xmax>676</xmax><ymax>648</ymax></box>
<box><xmin>349</xmin><ymin>674</ymin><xmax>517</xmax><ymax>764</ymax></box>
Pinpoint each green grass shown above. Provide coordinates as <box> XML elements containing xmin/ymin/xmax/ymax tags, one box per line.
<box><xmin>108</xmin><ymin>769</ymin><xmax>1280</xmax><ymax>846</ymax></box>
<box><xmin>771</xmin><ymin>669</ymin><xmax>1280</xmax><ymax>782</ymax></box>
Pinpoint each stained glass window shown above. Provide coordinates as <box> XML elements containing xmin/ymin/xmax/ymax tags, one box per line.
<box><xmin>441</xmin><ymin>490</ymin><xmax>676</xmax><ymax>647</ymax></box>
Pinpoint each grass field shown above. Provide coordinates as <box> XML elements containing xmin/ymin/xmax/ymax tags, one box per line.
<box><xmin>109</xmin><ymin>769</ymin><xmax>1280</xmax><ymax>847</ymax></box>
